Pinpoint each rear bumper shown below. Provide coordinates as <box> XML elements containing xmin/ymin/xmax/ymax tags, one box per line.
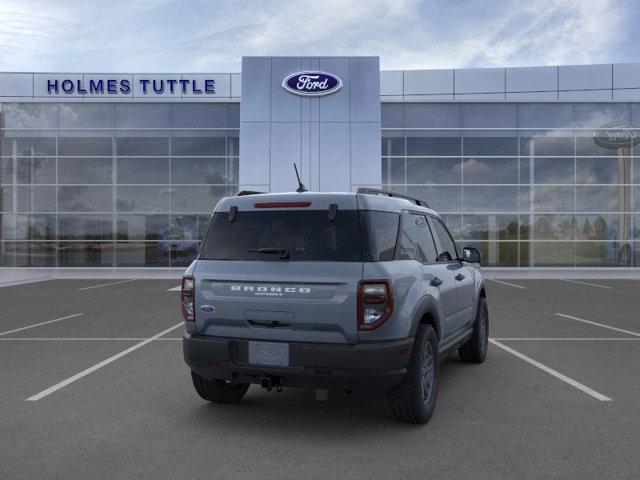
<box><xmin>183</xmin><ymin>333</ymin><xmax>414</xmax><ymax>394</ymax></box>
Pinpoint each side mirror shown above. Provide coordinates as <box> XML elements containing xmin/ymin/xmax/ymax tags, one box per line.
<box><xmin>462</xmin><ymin>247</ymin><xmax>482</xmax><ymax>264</ymax></box>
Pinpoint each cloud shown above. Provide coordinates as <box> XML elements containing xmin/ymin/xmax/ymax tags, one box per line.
<box><xmin>0</xmin><ymin>0</ymin><xmax>636</xmax><ymax>72</ymax></box>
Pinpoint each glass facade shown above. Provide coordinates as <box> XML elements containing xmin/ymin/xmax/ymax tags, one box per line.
<box><xmin>382</xmin><ymin>103</ymin><xmax>640</xmax><ymax>267</ymax></box>
<box><xmin>0</xmin><ymin>102</ymin><xmax>239</xmax><ymax>267</ymax></box>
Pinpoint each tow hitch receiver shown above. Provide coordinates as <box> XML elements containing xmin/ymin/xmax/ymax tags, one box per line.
<box><xmin>260</xmin><ymin>376</ymin><xmax>283</xmax><ymax>392</ymax></box>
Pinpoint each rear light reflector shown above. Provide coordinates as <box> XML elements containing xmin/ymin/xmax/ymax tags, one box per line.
<box><xmin>357</xmin><ymin>280</ymin><xmax>393</xmax><ymax>331</ymax></box>
<box><xmin>254</xmin><ymin>201</ymin><xmax>312</xmax><ymax>208</ymax></box>
<box><xmin>181</xmin><ymin>275</ymin><xmax>195</xmax><ymax>321</ymax></box>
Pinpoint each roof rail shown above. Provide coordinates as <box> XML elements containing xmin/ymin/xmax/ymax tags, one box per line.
<box><xmin>356</xmin><ymin>187</ymin><xmax>429</xmax><ymax>208</ymax></box>
<box><xmin>236</xmin><ymin>190</ymin><xmax>265</xmax><ymax>196</ymax></box>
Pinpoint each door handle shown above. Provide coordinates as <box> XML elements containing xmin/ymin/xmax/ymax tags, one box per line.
<box><xmin>455</xmin><ymin>273</ymin><xmax>465</xmax><ymax>281</ymax></box>
<box><xmin>430</xmin><ymin>277</ymin><xmax>443</xmax><ymax>287</ymax></box>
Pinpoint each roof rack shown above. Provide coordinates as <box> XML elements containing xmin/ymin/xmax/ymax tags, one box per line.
<box><xmin>236</xmin><ymin>190</ymin><xmax>265</xmax><ymax>196</ymax></box>
<box><xmin>356</xmin><ymin>187</ymin><xmax>429</xmax><ymax>208</ymax></box>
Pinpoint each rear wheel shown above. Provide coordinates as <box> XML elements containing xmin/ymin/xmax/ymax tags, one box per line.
<box><xmin>190</xmin><ymin>370</ymin><xmax>250</xmax><ymax>403</ymax></box>
<box><xmin>458</xmin><ymin>296</ymin><xmax>489</xmax><ymax>363</ymax></box>
<box><xmin>387</xmin><ymin>324</ymin><xmax>438</xmax><ymax>424</ymax></box>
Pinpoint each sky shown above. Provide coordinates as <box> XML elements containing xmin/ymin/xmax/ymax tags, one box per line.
<box><xmin>0</xmin><ymin>0</ymin><xmax>638</xmax><ymax>72</ymax></box>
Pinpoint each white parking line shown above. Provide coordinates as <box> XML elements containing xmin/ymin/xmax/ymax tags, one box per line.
<box><xmin>167</xmin><ymin>285</ymin><xmax>182</xmax><ymax>292</ymax></box>
<box><xmin>0</xmin><ymin>313</ymin><xmax>84</xmax><ymax>337</ymax></box>
<box><xmin>78</xmin><ymin>279</ymin><xmax>137</xmax><ymax>291</ymax></box>
<box><xmin>487</xmin><ymin>279</ymin><xmax>526</xmax><ymax>289</ymax></box>
<box><xmin>558</xmin><ymin>279</ymin><xmax>611</xmax><ymax>289</ymax></box>
<box><xmin>0</xmin><ymin>337</ymin><xmax>182</xmax><ymax>341</ymax></box>
<box><xmin>492</xmin><ymin>337</ymin><xmax>640</xmax><ymax>341</ymax></box>
<box><xmin>489</xmin><ymin>338</ymin><xmax>612</xmax><ymax>402</ymax></box>
<box><xmin>555</xmin><ymin>313</ymin><xmax>640</xmax><ymax>337</ymax></box>
<box><xmin>26</xmin><ymin>322</ymin><xmax>183</xmax><ymax>401</ymax></box>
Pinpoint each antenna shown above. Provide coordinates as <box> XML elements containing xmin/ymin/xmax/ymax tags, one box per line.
<box><xmin>293</xmin><ymin>163</ymin><xmax>308</xmax><ymax>193</ymax></box>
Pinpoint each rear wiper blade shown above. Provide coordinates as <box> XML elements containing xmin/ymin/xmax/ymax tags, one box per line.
<box><xmin>248</xmin><ymin>247</ymin><xmax>290</xmax><ymax>259</ymax></box>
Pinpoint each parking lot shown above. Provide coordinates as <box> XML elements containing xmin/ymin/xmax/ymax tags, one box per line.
<box><xmin>1</xmin><ymin>277</ymin><xmax>639</xmax><ymax>479</ymax></box>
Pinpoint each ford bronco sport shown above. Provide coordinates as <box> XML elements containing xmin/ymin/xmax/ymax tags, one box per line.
<box><xmin>182</xmin><ymin>188</ymin><xmax>488</xmax><ymax>423</ymax></box>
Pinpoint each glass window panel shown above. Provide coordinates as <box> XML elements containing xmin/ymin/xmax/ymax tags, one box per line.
<box><xmin>116</xmin><ymin>186</ymin><xmax>170</xmax><ymax>213</ymax></box>
<box><xmin>381</xmin><ymin>103</ymin><xmax>404</xmax><ymax>128</ymax></box>
<box><xmin>635</xmin><ymin>242</ymin><xmax>640</xmax><ymax>267</ymax></box>
<box><xmin>634</xmin><ymin>215</ymin><xmax>640</xmax><ymax>239</ymax></box>
<box><xmin>518</xmin><ymin>104</ymin><xmax>574</xmax><ymax>129</ymax></box>
<box><xmin>17</xmin><ymin>185</ymin><xmax>56</xmax><ymax>212</ymax></box>
<box><xmin>227</xmin><ymin>130</ymin><xmax>239</xmax><ymax>157</ymax></box>
<box><xmin>381</xmin><ymin>130</ymin><xmax>404</xmax><ymax>156</ymax></box>
<box><xmin>574</xmin><ymin>103</ymin><xmax>630</xmax><ymax>128</ymax></box>
<box><xmin>115</xmin><ymin>242</ymin><xmax>170</xmax><ymax>267</ymax></box>
<box><xmin>59</xmin><ymin>242</ymin><xmax>114</xmax><ymax>267</ymax></box>
<box><xmin>534</xmin><ymin>157</ymin><xmax>574</xmax><ymax>184</ymax></box>
<box><xmin>58</xmin><ymin>186</ymin><xmax>113</xmax><ymax>212</ymax></box>
<box><xmin>58</xmin><ymin>104</ymin><xmax>113</xmax><ymax>128</ymax></box>
<box><xmin>576</xmin><ymin>135</ymin><xmax>621</xmax><ymax>156</ymax></box>
<box><xmin>117</xmin><ymin>158</ymin><xmax>169</xmax><ymax>184</ymax></box>
<box><xmin>406</xmin><ymin>186</ymin><xmax>461</xmax><ymax>213</ymax></box>
<box><xmin>2</xmin><ymin>242</ymin><xmax>57</xmax><ymax>267</ymax></box>
<box><xmin>171</xmin><ymin>158</ymin><xmax>227</xmax><ymax>184</ymax></box>
<box><xmin>116</xmin><ymin>214</ymin><xmax>169</xmax><ymax>240</ymax></box>
<box><xmin>1</xmin><ymin>158</ymin><xmax>12</xmax><ymax>183</ymax></box>
<box><xmin>196</xmin><ymin>214</ymin><xmax>212</xmax><ymax>240</ymax></box>
<box><xmin>171</xmin><ymin>134</ymin><xmax>226</xmax><ymax>156</ymax></box>
<box><xmin>519</xmin><ymin>215</ymin><xmax>530</xmax><ymax>240</ymax></box>
<box><xmin>519</xmin><ymin>133</ymin><xmax>574</xmax><ymax>156</ymax></box>
<box><xmin>440</xmin><ymin>215</ymin><xmax>462</xmax><ymax>240</ymax></box>
<box><xmin>116</xmin><ymin>136</ymin><xmax>168</xmax><ymax>156</ymax></box>
<box><xmin>462</xmin><ymin>215</ymin><xmax>519</xmax><ymax>240</ymax></box>
<box><xmin>382</xmin><ymin>158</ymin><xmax>405</xmax><ymax>184</ymax></box>
<box><xmin>58</xmin><ymin>137</ymin><xmax>112</xmax><ymax>156</ymax></box>
<box><xmin>576</xmin><ymin>186</ymin><xmax>622</xmax><ymax>212</ymax></box>
<box><xmin>171</xmin><ymin>242</ymin><xmax>199</xmax><ymax>267</ymax></box>
<box><xmin>16</xmin><ymin>157</ymin><xmax>56</xmax><ymax>184</ymax></box>
<box><xmin>58</xmin><ymin>158</ymin><xmax>112</xmax><ymax>184</ymax></box>
<box><xmin>406</xmin><ymin>104</ymin><xmax>460</xmax><ymax>128</ymax></box>
<box><xmin>634</xmin><ymin>159</ymin><xmax>640</xmax><ymax>183</ymax></box>
<box><xmin>58</xmin><ymin>214</ymin><xmax>113</xmax><ymax>240</ymax></box>
<box><xmin>576</xmin><ymin>242</ymin><xmax>631</xmax><ymax>267</ymax></box>
<box><xmin>14</xmin><ymin>214</ymin><xmax>55</xmax><ymax>240</ymax></box>
<box><xmin>1</xmin><ymin>186</ymin><xmax>12</xmax><ymax>211</ymax></box>
<box><xmin>576</xmin><ymin>157</ymin><xmax>624</xmax><ymax>184</ymax></box>
<box><xmin>228</xmin><ymin>103</ymin><xmax>240</xmax><ymax>127</ymax></box>
<box><xmin>534</xmin><ymin>186</ymin><xmax>574</xmax><ymax>212</ymax></box>
<box><xmin>2</xmin><ymin>104</ymin><xmax>58</xmax><ymax>128</ymax></box>
<box><xmin>519</xmin><ymin>241</ymin><xmax>531</xmax><ymax>266</ymax></box>
<box><xmin>463</xmin><ymin>104</ymin><xmax>517</xmax><ymax>128</ymax></box>
<box><xmin>1</xmin><ymin>213</ymin><xmax>16</xmax><ymax>239</ymax></box>
<box><xmin>520</xmin><ymin>157</ymin><xmax>530</xmax><ymax>185</ymax></box>
<box><xmin>463</xmin><ymin>136</ymin><xmax>518</xmax><ymax>156</ymax></box>
<box><xmin>10</xmin><ymin>136</ymin><xmax>56</xmax><ymax>156</ymax></box>
<box><xmin>533</xmin><ymin>215</ymin><xmax>576</xmax><ymax>240</ymax></box>
<box><xmin>114</xmin><ymin>104</ymin><xmax>171</xmax><ymax>128</ymax></box>
<box><xmin>533</xmin><ymin>242</ymin><xmax>575</xmax><ymax>266</ymax></box>
<box><xmin>406</xmin><ymin>157</ymin><xmax>461</xmax><ymax>184</ymax></box>
<box><xmin>464</xmin><ymin>241</ymin><xmax>518</xmax><ymax>267</ymax></box>
<box><xmin>575</xmin><ymin>214</ymin><xmax>630</xmax><ymax>241</ymax></box>
<box><xmin>227</xmin><ymin>158</ymin><xmax>239</xmax><ymax>185</ymax></box>
<box><xmin>463</xmin><ymin>186</ymin><xmax>518</xmax><ymax>213</ymax></box>
<box><xmin>171</xmin><ymin>185</ymin><xmax>227</xmax><ymax>212</ymax></box>
<box><xmin>169</xmin><ymin>214</ymin><xmax>201</xmax><ymax>241</ymax></box>
<box><xmin>462</xmin><ymin>157</ymin><xmax>517</xmax><ymax>184</ymax></box>
<box><xmin>406</xmin><ymin>131</ymin><xmax>461</xmax><ymax>156</ymax></box>
<box><xmin>171</xmin><ymin>104</ymin><xmax>227</xmax><ymax>128</ymax></box>
<box><xmin>519</xmin><ymin>186</ymin><xmax>530</xmax><ymax>215</ymax></box>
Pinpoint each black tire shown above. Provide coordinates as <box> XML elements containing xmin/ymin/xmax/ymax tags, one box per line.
<box><xmin>458</xmin><ymin>296</ymin><xmax>489</xmax><ymax>363</ymax></box>
<box><xmin>387</xmin><ymin>324</ymin><xmax>438</xmax><ymax>424</ymax></box>
<box><xmin>190</xmin><ymin>370</ymin><xmax>250</xmax><ymax>403</ymax></box>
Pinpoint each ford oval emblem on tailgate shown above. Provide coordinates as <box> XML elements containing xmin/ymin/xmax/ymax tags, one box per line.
<box><xmin>282</xmin><ymin>71</ymin><xmax>343</xmax><ymax>97</ymax></box>
<box><xmin>200</xmin><ymin>305</ymin><xmax>215</xmax><ymax>312</ymax></box>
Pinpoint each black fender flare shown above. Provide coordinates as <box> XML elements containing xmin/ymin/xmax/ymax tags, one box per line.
<box><xmin>409</xmin><ymin>295</ymin><xmax>443</xmax><ymax>341</ymax></box>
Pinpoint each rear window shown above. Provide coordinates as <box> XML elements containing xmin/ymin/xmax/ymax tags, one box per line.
<box><xmin>200</xmin><ymin>209</ymin><xmax>401</xmax><ymax>262</ymax></box>
<box><xmin>200</xmin><ymin>210</ymin><xmax>364</xmax><ymax>261</ymax></box>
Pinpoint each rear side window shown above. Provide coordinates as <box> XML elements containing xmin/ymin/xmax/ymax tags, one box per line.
<box><xmin>201</xmin><ymin>210</ymin><xmax>363</xmax><ymax>261</ymax></box>
<box><xmin>412</xmin><ymin>214</ymin><xmax>438</xmax><ymax>263</ymax></box>
<box><xmin>359</xmin><ymin>210</ymin><xmax>400</xmax><ymax>261</ymax></box>
<box><xmin>429</xmin><ymin>216</ymin><xmax>458</xmax><ymax>262</ymax></box>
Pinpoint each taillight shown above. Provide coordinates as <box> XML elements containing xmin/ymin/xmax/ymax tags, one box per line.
<box><xmin>357</xmin><ymin>280</ymin><xmax>393</xmax><ymax>330</ymax></box>
<box><xmin>181</xmin><ymin>275</ymin><xmax>195</xmax><ymax>321</ymax></box>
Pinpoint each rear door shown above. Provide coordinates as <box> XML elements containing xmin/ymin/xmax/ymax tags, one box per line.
<box><xmin>194</xmin><ymin>207</ymin><xmax>363</xmax><ymax>344</ymax></box>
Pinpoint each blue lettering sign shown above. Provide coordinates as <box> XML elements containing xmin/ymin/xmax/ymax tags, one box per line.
<box><xmin>45</xmin><ymin>77</ymin><xmax>218</xmax><ymax>95</ymax></box>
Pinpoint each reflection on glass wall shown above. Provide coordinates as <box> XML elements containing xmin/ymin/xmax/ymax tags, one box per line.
<box><xmin>382</xmin><ymin>102</ymin><xmax>640</xmax><ymax>267</ymax></box>
<box><xmin>0</xmin><ymin>102</ymin><xmax>239</xmax><ymax>267</ymax></box>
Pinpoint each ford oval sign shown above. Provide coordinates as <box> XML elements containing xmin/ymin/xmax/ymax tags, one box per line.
<box><xmin>593</xmin><ymin>121</ymin><xmax>640</xmax><ymax>149</ymax></box>
<box><xmin>282</xmin><ymin>71</ymin><xmax>343</xmax><ymax>97</ymax></box>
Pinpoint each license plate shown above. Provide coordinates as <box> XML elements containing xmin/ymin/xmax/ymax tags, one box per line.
<box><xmin>248</xmin><ymin>341</ymin><xmax>289</xmax><ymax>367</ymax></box>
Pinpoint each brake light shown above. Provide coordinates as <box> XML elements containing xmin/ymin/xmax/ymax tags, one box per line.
<box><xmin>181</xmin><ymin>275</ymin><xmax>195</xmax><ymax>321</ymax></box>
<box><xmin>254</xmin><ymin>201</ymin><xmax>312</xmax><ymax>208</ymax></box>
<box><xmin>357</xmin><ymin>280</ymin><xmax>393</xmax><ymax>330</ymax></box>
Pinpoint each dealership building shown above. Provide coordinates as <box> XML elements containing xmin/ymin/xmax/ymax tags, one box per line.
<box><xmin>1</xmin><ymin>56</ymin><xmax>639</xmax><ymax>269</ymax></box>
